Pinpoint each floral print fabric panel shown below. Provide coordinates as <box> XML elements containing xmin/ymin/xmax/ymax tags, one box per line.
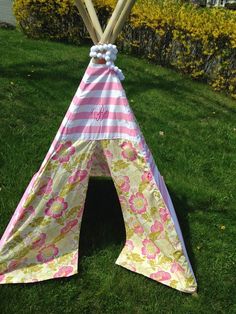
<box><xmin>0</xmin><ymin>138</ymin><xmax>196</xmax><ymax>293</ymax></box>
<box><xmin>90</xmin><ymin>142</ymin><xmax>111</xmax><ymax>177</ymax></box>
<box><xmin>101</xmin><ymin>139</ymin><xmax>197</xmax><ymax>293</ymax></box>
<box><xmin>0</xmin><ymin>140</ymin><xmax>96</xmax><ymax>284</ymax></box>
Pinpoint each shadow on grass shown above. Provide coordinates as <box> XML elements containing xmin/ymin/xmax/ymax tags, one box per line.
<box><xmin>1</xmin><ymin>59</ymin><xmax>235</xmax><ymax>122</ymax></box>
<box><xmin>0</xmin><ymin>61</ymin><xmax>194</xmax><ymax>103</ymax></box>
<box><xmin>169</xmin><ymin>188</ymin><xmax>197</xmax><ymax>273</ymax></box>
<box><xmin>123</xmin><ymin>61</ymin><xmax>236</xmax><ymax>114</ymax></box>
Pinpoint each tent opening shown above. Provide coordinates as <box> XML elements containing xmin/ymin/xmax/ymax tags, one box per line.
<box><xmin>79</xmin><ymin>178</ymin><xmax>126</xmax><ymax>258</ymax></box>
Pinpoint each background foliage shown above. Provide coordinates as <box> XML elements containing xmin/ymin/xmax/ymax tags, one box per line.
<box><xmin>13</xmin><ymin>0</ymin><xmax>236</xmax><ymax>97</ymax></box>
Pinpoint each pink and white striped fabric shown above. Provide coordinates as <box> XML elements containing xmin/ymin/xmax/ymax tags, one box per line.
<box><xmin>41</xmin><ymin>61</ymin><xmax>142</xmax><ymax>168</ymax></box>
<box><xmin>53</xmin><ymin>63</ymin><xmax>137</xmax><ymax>140</ymax></box>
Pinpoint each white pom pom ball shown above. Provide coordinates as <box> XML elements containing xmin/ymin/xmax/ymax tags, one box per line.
<box><xmin>111</xmin><ymin>54</ymin><xmax>117</xmax><ymax>61</ymax></box>
<box><xmin>89</xmin><ymin>52</ymin><xmax>97</xmax><ymax>58</ymax></box>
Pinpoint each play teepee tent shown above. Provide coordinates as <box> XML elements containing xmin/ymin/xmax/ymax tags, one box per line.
<box><xmin>0</xmin><ymin>0</ymin><xmax>197</xmax><ymax>293</ymax></box>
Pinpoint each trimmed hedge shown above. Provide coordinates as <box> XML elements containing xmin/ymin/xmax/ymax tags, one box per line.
<box><xmin>13</xmin><ymin>0</ymin><xmax>236</xmax><ymax>98</ymax></box>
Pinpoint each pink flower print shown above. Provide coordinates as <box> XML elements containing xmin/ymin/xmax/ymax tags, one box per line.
<box><xmin>19</xmin><ymin>205</ymin><xmax>35</xmax><ymax>221</ymax></box>
<box><xmin>134</xmin><ymin>225</ymin><xmax>144</xmax><ymax>234</ymax></box>
<box><xmin>141</xmin><ymin>239</ymin><xmax>160</xmax><ymax>259</ymax></box>
<box><xmin>142</xmin><ymin>171</ymin><xmax>152</xmax><ymax>183</ymax></box>
<box><xmin>104</xmin><ymin>150</ymin><xmax>113</xmax><ymax>159</ymax></box>
<box><xmin>45</xmin><ymin>196</ymin><xmax>68</xmax><ymax>219</ymax></box>
<box><xmin>120</xmin><ymin>141</ymin><xmax>138</xmax><ymax>161</ymax></box>
<box><xmin>125</xmin><ymin>240</ymin><xmax>134</xmax><ymax>251</ymax></box>
<box><xmin>37</xmin><ymin>177</ymin><xmax>53</xmax><ymax>196</ymax></box>
<box><xmin>32</xmin><ymin>278</ymin><xmax>39</xmax><ymax>283</ymax></box>
<box><xmin>151</xmin><ymin>220</ymin><xmax>164</xmax><ymax>233</ymax></box>
<box><xmin>71</xmin><ymin>251</ymin><xmax>78</xmax><ymax>265</ymax></box>
<box><xmin>22</xmin><ymin>230</ymin><xmax>45</xmax><ymax>248</ymax></box>
<box><xmin>119</xmin><ymin>195</ymin><xmax>126</xmax><ymax>204</ymax></box>
<box><xmin>117</xmin><ymin>176</ymin><xmax>130</xmax><ymax>192</ymax></box>
<box><xmin>53</xmin><ymin>266</ymin><xmax>74</xmax><ymax>278</ymax></box>
<box><xmin>8</xmin><ymin>258</ymin><xmax>26</xmax><ymax>272</ymax></box>
<box><xmin>150</xmin><ymin>271</ymin><xmax>171</xmax><ymax>282</ymax></box>
<box><xmin>32</xmin><ymin>233</ymin><xmax>46</xmax><ymax>249</ymax></box>
<box><xmin>60</xmin><ymin>219</ymin><xmax>78</xmax><ymax>234</ymax></box>
<box><xmin>8</xmin><ymin>260</ymin><xmax>19</xmax><ymax>271</ymax></box>
<box><xmin>129</xmin><ymin>263</ymin><xmax>136</xmax><ymax>272</ymax></box>
<box><xmin>87</xmin><ymin>156</ymin><xmax>96</xmax><ymax>169</ymax></box>
<box><xmin>170</xmin><ymin>262</ymin><xmax>185</xmax><ymax>273</ymax></box>
<box><xmin>36</xmin><ymin>244</ymin><xmax>59</xmax><ymax>263</ymax></box>
<box><xmin>77</xmin><ymin>206</ymin><xmax>84</xmax><ymax>219</ymax></box>
<box><xmin>119</xmin><ymin>195</ymin><xmax>129</xmax><ymax>209</ymax></box>
<box><xmin>129</xmin><ymin>192</ymin><xmax>147</xmax><ymax>214</ymax></box>
<box><xmin>0</xmin><ymin>274</ymin><xmax>5</xmax><ymax>282</ymax></box>
<box><xmin>68</xmin><ymin>170</ymin><xmax>88</xmax><ymax>184</ymax></box>
<box><xmin>52</xmin><ymin>141</ymin><xmax>75</xmax><ymax>164</ymax></box>
<box><xmin>159</xmin><ymin>207</ymin><xmax>170</xmax><ymax>223</ymax></box>
<box><xmin>100</xmin><ymin>162</ymin><xmax>110</xmax><ymax>173</ymax></box>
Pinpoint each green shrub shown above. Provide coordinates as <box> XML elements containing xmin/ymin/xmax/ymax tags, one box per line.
<box><xmin>13</xmin><ymin>0</ymin><xmax>236</xmax><ymax>98</ymax></box>
<box><xmin>13</xmin><ymin>0</ymin><xmax>84</xmax><ymax>43</ymax></box>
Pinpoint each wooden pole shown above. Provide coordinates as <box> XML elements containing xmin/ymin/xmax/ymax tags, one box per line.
<box><xmin>111</xmin><ymin>0</ymin><xmax>136</xmax><ymax>44</ymax></box>
<box><xmin>75</xmin><ymin>0</ymin><xmax>98</xmax><ymax>44</ymax></box>
<box><xmin>84</xmin><ymin>0</ymin><xmax>103</xmax><ymax>41</ymax></box>
<box><xmin>99</xmin><ymin>0</ymin><xmax>127</xmax><ymax>44</ymax></box>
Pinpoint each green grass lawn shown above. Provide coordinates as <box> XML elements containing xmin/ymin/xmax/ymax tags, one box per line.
<box><xmin>0</xmin><ymin>28</ymin><xmax>236</xmax><ymax>314</ymax></box>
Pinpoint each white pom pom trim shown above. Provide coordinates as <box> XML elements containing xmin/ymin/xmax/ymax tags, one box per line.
<box><xmin>89</xmin><ymin>44</ymin><xmax>125</xmax><ymax>81</ymax></box>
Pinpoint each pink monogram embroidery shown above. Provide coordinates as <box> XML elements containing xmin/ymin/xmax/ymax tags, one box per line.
<box><xmin>94</xmin><ymin>106</ymin><xmax>109</xmax><ymax>121</ymax></box>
